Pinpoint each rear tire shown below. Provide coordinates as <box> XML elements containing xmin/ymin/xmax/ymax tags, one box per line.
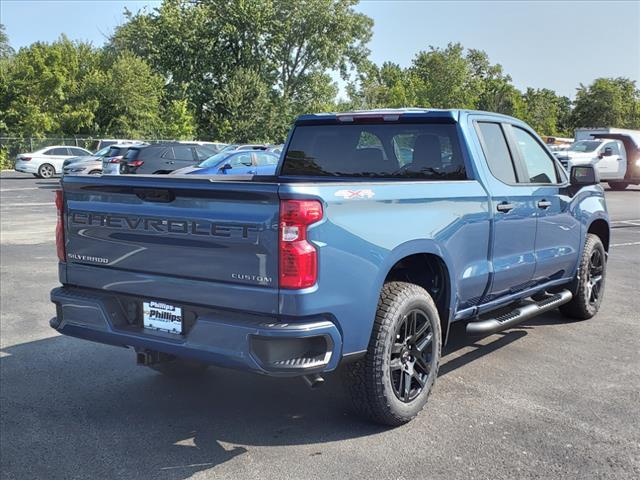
<box><xmin>608</xmin><ymin>182</ymin><xmax>629</xmax><ymax>191</ymax></box>
<box><xmin>37</xmin><ymin>163</ymin><xmax>55</xmax><ymax>179</ymax></box>
<box><xmin>559</xmin><ymin>234</ymin><xmax>606</xmax><ymax>320</ymax></box>
<box><xmin>148</xmin><ymin>358</ymin><xmax>208</xmax><ymax>378</ymax></box>
<box><xmin>343</xmin><ymin>282</ymin><xmax>441</xmax><ymax>426</ymax></box>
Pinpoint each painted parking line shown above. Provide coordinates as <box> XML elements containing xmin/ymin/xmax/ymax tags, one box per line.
<box><xmin>0</xmin><ymin>202</ymin><xmax>54</xmax><ymax>207</ymax></box>
<box><xmin>612</xmin><ymin>241</ymin><xmax>640</xmax><ymax>247</ymax></box>
<box><xmin>610</xmin><ymin>219</ymin><xmax>640</xmax><ymax>228</ymax></box>
<box><xmin>0</xmin><ymin>187</ymin><xmax>43</xmax><ymax>193</ymax></box>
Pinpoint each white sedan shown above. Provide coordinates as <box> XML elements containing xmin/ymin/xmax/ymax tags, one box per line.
<box><xmin>14</xmin><ymin>145</ymin><xmax>92</xmax><ymax>178</ymax></box>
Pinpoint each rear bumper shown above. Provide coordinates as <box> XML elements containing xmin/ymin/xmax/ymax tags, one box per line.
<box><xmin>50</xmin><ymin>287</ymin><xmax>343</xmax><ymax>376</ymax></box>
<box><xmin>15</xmin><ymin>163</ymin><xmax>36</xmax><ymax>173</ymax></box>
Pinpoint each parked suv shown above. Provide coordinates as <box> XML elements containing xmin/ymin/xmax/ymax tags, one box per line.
<box><xmin>104</xmin><ymin>142</ymin><xmax>218</xmax><ymax>175</ymax></box>
<box><xmin>101</xmin><ymin>143</ymin><xmax>148</xmax><ymax>175</ymax></box>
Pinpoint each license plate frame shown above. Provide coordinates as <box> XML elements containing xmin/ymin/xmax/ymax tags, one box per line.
<box><xmin>143</xmin><ymin>300</ymin><xmax>183</xmax><ymax>335</ymax></box>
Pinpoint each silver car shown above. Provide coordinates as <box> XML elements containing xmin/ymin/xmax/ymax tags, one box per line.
<box><xmin>63</xmin><ymin>143</ymin><xmax>145</xmax><ymax>176</ymax></box>
<box><xmin>62</xmin><ymin>146</ymin><xmax>112</xmax><ymax>176</ymax></box>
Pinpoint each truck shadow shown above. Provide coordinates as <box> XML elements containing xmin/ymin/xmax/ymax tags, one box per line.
<box><xmin>0</xmin><ymin>313</ymin><xmax>554</xmax><ymax>479</ymax></box>
<box><xmin>0</xmin><ymin>336</ymin><xmax>384</xmax><ymax>479</ymax></box>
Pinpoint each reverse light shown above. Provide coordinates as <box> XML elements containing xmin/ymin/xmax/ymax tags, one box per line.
<box><xmin>54</xmin><ymin>190</ymin><xmax>66</xmax><ymax>262</ymax></box>
<box><xmin>279</xmin><ymin>199</ymin><xmax>323</xmax><ymax>289</ymax></box>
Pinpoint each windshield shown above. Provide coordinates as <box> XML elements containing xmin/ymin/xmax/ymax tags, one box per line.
<box><xmin>568</xmin><ymin>140</ymin><xmax>601</xmax><ymax>153</ymax></box>
<box><xmin>94</xmin><ymin>146</ymin><xmax>111</xmax><ymax>157</ymax></box>
<box><xmin>197</xmin><ymin>152</ymin><xmax>230</xmax><ymax>168</ymax></box>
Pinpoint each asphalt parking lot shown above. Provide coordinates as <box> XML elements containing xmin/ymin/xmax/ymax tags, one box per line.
<box><xmin>1</xmin><ymin>171</ymin><xmax>639</xmax><ymax>480</ymax></box>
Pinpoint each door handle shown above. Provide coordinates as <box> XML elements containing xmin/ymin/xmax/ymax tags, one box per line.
<box><xmin>496</xmin><ymin>202</ymin><xmax>515</xmax><ymax>213</ymax></box>
<box><xmin>537</xmin><ymin>200</ymin><xmax>552</xmax><ymax>209</ymax></box>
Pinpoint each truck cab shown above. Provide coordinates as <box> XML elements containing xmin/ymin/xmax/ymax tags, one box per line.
<box><xmin>556</xmin><ymin>138</ymin><xmax>625</xmax><ymax>179</ymax></box>
<box><xmin>562</xmin><ymin>128</ymin><xmax>640</xmax><ymax>190</ymax></box>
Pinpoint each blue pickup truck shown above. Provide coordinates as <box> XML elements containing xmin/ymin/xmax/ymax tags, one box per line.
<box><xmin>51</xmin><ymin>109</ymin><xmax>609</xmax><ymax>425</ymax></box>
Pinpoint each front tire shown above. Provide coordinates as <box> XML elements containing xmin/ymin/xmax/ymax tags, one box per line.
<box><xmin>608</xmin><ymin>182</ymin><xmax>629</xmax><ymax>191</ymax></box>
<box><xmin>559</xmin><ymin>234</ymin><xmax>606</xmax><ymax>319</ymax></box>
<box><xmin>37</xmin><ymin>163</ymin><xmax>55</xmax><ymax>179</ymax></box>
<box><xmin>343</xmin><ymin>282</ymin><xmax>441</xmax><ymax>426</ymax></box>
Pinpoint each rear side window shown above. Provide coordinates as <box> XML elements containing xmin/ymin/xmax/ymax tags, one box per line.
<box><xmin>281</xmin><ymin>123</ymin><xmax>466</xmax><ymax>179</ymax></box>
<box><xmin>107</xmin><ymin>146</ymin><xmax>128</xmax><ymax>157</ymax></box>
<box><xmin>229</xmin><ymin>153</ymin><xmax>253</xmax><ymax>167</ymax></box>
<box><xmin>255</xmin><ymin>152</ymin><xmax>279</xmax><ymax>166</ymax></box>
<box><xmin>195</xmin><ymin>146</ymin><xmax>217</xmax><ymax>160</ymax></box>
<box><xmin>477</xmin><ymin>122</ymin><xmax>517</xmax><ymax>184</ymax></box>
<box><xmin>124</xmin><ymin>148</ymin><xmax>140</xmax><ymax>160</ymax></box>
<box><xmin>512</xmin><ymin>127</ymin><xmax>558</xmax><ymax>184</ymax></box>
<box><xmin>69</xmin><ymin>148</ymin><xmax>88</xmax><ymax>156</ymax></box>
<box><xmin>161</xmin><ymin>147</ymin><xmax>175</xmax><ymax>159</ymax></box>
<box><xmin>48</xmin><ymin>147</ymin><xmax>69</xmax><ymax>155</ymax></box>
<box><xmin>173</xmin><ymin>146</ymin><xmax>194</xmax><ymax>161</ymax></box>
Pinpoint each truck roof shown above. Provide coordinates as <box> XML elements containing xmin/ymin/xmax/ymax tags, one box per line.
<box><xmin>294</xmin><ymin>108</ymin><xmax>518</xmax><ymax>125</ymax></box>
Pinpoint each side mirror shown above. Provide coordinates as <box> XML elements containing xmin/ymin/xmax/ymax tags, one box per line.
<box><xmin>570</xmin><ymin>165</ymin><xmax>598</xmax><ymax>187</ymax></box>
<box><xmin>220</xmin><ymin>163</ymin><xmax>232</xmax><ymax>171</ymax></box>
<box><xmin>602</xmin><ymin>147</ymin><xmax>613</xmax><ymax>157</ymax></box>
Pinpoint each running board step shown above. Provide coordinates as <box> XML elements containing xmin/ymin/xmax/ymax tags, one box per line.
<box><xmin>466</xmin><ymin>290</ymin><xmax>573</xmax><ymax>336</ymax></box>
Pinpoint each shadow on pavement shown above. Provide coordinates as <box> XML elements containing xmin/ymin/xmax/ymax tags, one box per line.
<box><xmin>0</xmin><ymin>335</ymin><xmax>384</xmax><ymax>479</ymax></box>
<box><xmin>0</xmin><ymin>311</ymin><xmax>559</xmax><ymax>478</ymax></box>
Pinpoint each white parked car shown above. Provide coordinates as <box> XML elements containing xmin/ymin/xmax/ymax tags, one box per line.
<box><xmin>14</xmin><ymin>146</ymin><xmax>92</xmax><ymax>178</ymax></box>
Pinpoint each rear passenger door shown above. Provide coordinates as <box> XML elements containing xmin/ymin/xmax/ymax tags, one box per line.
<box><xmin>173</xmin><ymin>146</ymin><xmax>198</xmax><ymax>170</ymax></box>
<box><xmin>254</xmin><ymin>152</ymin><xmax>279</xmax><ymax>174</ymax></box>
<box><xmin>45</xmin><ymin>147</ymin><xmax>71</xmax><ymax>173</ymax></box>
<box><xmin>474</xmin><ymin>121</ymin><xmax>537</xmax><ymax>301</ymax></box>
<box><xmin>509</xmin><ymin>126</ymin><xmax>581</xmax><ymax>285</ymax></box>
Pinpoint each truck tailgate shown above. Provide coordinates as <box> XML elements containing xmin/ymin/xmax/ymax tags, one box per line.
<box><xmin>62</xmin><ymin>175</ymin><xmax>279</xmax><ymax>305</ymax></box>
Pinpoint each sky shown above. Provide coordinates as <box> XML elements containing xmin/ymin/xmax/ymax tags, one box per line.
<box><xmin>1</xmin><ymin>0</ymin><xmax>639</xmax><ymax>99</ymax></box>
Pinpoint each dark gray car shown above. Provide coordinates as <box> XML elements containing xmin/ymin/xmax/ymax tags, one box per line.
<box><xmin>109</xmin><ymin>142</ymin><xmax>218</xmax><ymax>175</ymax></box>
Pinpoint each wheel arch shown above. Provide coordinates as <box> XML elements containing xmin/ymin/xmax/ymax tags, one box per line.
<box><xmin>376</xmin><ymin>241</ymin><xmax>456</xmax><ymax>345</ymax></box>
<box><xmin>587</xmin><ymin>218</ymin><xmax>610</xmax><ymax>252</ymax></box>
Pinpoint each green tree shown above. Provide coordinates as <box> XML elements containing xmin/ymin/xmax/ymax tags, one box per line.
<box><xmin>570</xmin><ymin>77</ymin><xmax>640</xmax><ymax>129</ymax></box>
<box><xmin>520</xmin><ymin>88</ymin><xmax>566</xmax><ymax>135</ymax></box>
<box><xmin>160</xmin><ymin>99</ymin><xmax>196</xmax><ymax>140</ymax></box>
<box><xmin>1</xmin><ymin>35</ymin><xmax>100</xmax><ymax>137</ymax></box>
<box><xmin>410</xmin><ymin>43</ymin><xmax>482</xmax><ymax>109</ymax></box>
<box><xmin>0</xmin><ymin>36</ymin><xmax>169</xmax><ymax>139</ymax></box>
<box><xmin>0</xmin><ymin>24</ymin><xmax>13</xmax><ymax>60</ymax></box>
<box><xmin>467</xmin><ymin>49</ymin><xmax>522</xmax><ymax>117</ymax></box>
<box><xmin>84</xmin><ymin>51</ymin><xmax>165</xmax><ymax>137</ymax></box>
<box><xmin>109</xmin><ymin>0</ymin><xmax>372</xmax><ymax>141</ymax></box>
<box><xmin>348</xmin><ymin>61</ymin><xmax>418</xmax><ymax>109</ymax></box>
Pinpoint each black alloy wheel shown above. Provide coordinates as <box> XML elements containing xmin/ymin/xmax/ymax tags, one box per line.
<box><xmin>389</xmin><ymin>309</ymin><xmax>434</xmax><ymax>402</ymax></box>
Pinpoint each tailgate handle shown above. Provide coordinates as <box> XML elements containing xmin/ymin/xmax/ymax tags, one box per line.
<box><xmin>134</xmin><ymin>188</ymin><xmax>175</xmax><ymax>203</ymax></box>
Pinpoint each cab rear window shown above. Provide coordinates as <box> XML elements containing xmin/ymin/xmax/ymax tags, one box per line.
<box><xmin>281</xmin><ymin>123</ymin><xmax>466</xmax><ymax>179</ymax></box>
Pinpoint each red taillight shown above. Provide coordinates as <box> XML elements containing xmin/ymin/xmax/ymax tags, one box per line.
<box><xmin>20</xmin><ymin>156</ymin><xmax>32</xmax><ymax>161</ymax></box>
<box><xmin>127</xmin><ymin>160</ymin><xmax>144</xmax><ymax>167</ymax></box>
<box><xmin>55</xmin><ymin>190</ymin><xmax>66</xmax><ymax>262</ymax></box>
<box><xmin>279</xmin><ymin>200</ymin><xmax>323</xmax><ymax>289</ymax></box>
<box><xmin>106</xmin><ymin>156</ymin><xmax>122</xmax><ymax>163</ymax></box>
